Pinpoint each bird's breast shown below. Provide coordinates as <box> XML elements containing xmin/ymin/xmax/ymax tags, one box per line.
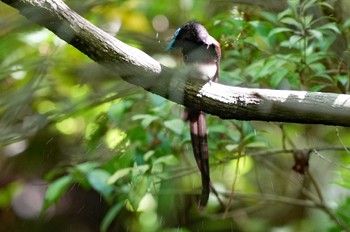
<box><xmin>187</xmin><ymin>62</ymin><xmax>218</xmax><ymax>81</ymax></box>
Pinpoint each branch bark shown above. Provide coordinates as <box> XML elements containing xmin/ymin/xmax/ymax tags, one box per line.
<box><xmin>2</xmin><ymin>0</ymin><xmax>350</xmax><ymax>126</ymax></box>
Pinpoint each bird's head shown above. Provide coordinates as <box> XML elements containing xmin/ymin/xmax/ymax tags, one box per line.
<box><xmin>166</xmin><ymin>21</ymin><xmax>221</xmax><ymax>63</ymax></box>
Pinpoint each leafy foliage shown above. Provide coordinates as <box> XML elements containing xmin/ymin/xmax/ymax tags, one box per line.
<box><xmin>1</xmin><ymin>0</ymin><xmax>350</xmax><ymax>231</ymax></box>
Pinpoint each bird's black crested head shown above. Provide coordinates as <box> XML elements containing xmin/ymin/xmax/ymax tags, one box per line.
<box><xmin>166</xmin><ymin>21</ymin><xmax>209</xmax><ymax>51</ymax></box>
<box><xmin>167</xmin><ymin>21</ymin><xmax>221</xmax><ymax>63</ymax></box>
<box><xmin>174</xmin><ymin>21</ymin><xmax>209</xmax><ymax>46</ymax></box>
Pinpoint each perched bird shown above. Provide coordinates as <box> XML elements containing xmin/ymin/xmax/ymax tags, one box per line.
<box><xmin>167</xmin><ymin>21</ymin><xmax>221</xmax><ymax>208</ymax></box>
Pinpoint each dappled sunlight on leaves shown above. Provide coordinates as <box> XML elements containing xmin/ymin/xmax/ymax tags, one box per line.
<box><xmin>1</xmin><ymin>0</ymin><xmax>350</xmax><ymax>231</ymax></box>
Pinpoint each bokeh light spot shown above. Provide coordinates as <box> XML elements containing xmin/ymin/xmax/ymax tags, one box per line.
<box><xmin>152</xmin><ymin>15</ymin><xmax>169</xmax><ymax>32</ymax></box>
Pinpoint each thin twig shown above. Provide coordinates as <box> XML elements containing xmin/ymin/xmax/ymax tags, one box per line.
<box><xmin>313</xmin><ymin>149</ymin><xmax>350</xmax><ymax>170</ymax></box>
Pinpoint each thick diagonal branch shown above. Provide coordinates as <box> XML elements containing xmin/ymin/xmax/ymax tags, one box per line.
<box><xmin>2</xmin><ymin>0</ymin><xmax>350</xmax><ymax>126</ymax></box>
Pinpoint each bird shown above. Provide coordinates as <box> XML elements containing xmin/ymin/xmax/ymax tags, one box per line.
<box><xmin>167</xmin><ymin>21</ymin><xmax>221</xmax><ymax>209</ymax></box>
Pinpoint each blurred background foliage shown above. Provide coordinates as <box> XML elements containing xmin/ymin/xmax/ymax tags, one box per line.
<box><xmin>1</xmin><ymin>0</ymin><xmax>350</xmax><ymax>231</ymax></box>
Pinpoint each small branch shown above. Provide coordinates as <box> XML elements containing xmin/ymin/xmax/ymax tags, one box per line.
<box><xmin>214</xmin><ymin>146</ymin><xmax>350</xmax><ymax>163</ymax></box>
<box><xmin>219</xmin><ymin>191</ymin><xmax>349</xmax><ymax>231</ymax></box>
<box><xmin>222</xmin><ymin>192</ymin><xmax>318</xmax><ymax>208</ymax></box>
<box><xmin>313</xmin><ymin>149</ymin><xmax>350</xmax><ymax>170</ymax></box>
<box><xmin>2</xmin><ymin>0</ymin><xmax>350</xmax><ymax>126</ymax></box>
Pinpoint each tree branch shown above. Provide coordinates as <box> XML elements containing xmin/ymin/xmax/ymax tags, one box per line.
<box><xmin>2</xmin><ymin>0</ymin><xmax>350</xmax><ymax>126</ymax></box>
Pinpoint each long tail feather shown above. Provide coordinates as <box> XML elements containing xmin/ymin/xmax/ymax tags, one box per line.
<box><xmin>185</xmin><ymin>109</ymin><xmax>210</xmax><ymax>208</ymax></box>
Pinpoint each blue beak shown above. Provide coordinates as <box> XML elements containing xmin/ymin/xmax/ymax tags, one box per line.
<box><xmin>165</xmin><ymin>28</ymin><xmax>181</xmax><ymax>51</ymax></box>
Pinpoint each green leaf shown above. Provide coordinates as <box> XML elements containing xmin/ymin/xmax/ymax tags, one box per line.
<box><xmin>75</xmin><ymin>162</ymin><xmax>100</xmax><ymax>174</ymax></box>
<box><xmin>100</xmin><ymin>202</ymin><xmax>124</xmax><ymax>232</ymax></box>
<box><xmin>132</xmin><ymin>114</ymin><xmax>159</xmax><ymax>128</ymax></box>
<box><xmin>333</xmin><ymin>197</ymin><xmax>350</xmax><ymax>229</ymax></box>
<box><xmin>70</xmin><ymin>162</ymin><xmax>100</xmax><ymax>189</ymax></box>
<box><xmin>332</xmin><ymin>181</ymin><xmax>350</xmax><ymax>189</ymax></box>
<box><xmin>164</xmin><ymin>119</ymin><xmax>184</xmax><ymax>135</ymax></box>
<box><xmin>270</xmin><ymin>68</ymin><xmax>289</xmax><ymax>88</ymax></box>
<box><xmin>310</xmin><ymin>73</ymin><xmax>332</xmax><ymax>82</ymax></box>
<box><xmin>254</xmin><ymin>35</ymin><xmax>270</xmax><ymax>52</ymax></box>
<box><xmin>148</xmin><ymin>93</ymin><xmax>167</xmax><ymax>106</ymax></box>
<box><xmin>302</xmin><ymin>15</ymin><xmax>314</xmax><ymax>27</ymax></box>
<box><xmin>277</xmin><ymin>8</ymin><xmax>293</xmax><ymax>21</ymax></box>
<box><xmin>107</xmin><ymin>100</ymin><xmax>133</xmax><ymax>122</ymax></box>
<box><xmin>154</xmin><ymin>155</ymin><xmax>178</xmax><ymax>166</ymax></box>
<box><xmin>209</xmin><ymin>124</ymin><xmax>230</xmax><ymax>134</ymax></box>
<box><xmin>128</xmin><ymin>176</ymin><xmax>150</xmax><ymax>211</ymax></box>
<box><xmin>107</xmin><ymin>168</ymin><xmax>132</xmax><ymax>184</ymax></box>
<box><xmin>86</xmin><ymin>114</ymin><xmax>108</xmax><ymax>150</ymax></box>
<box><xmin>319</xmin><ymin>1</ymin><xmax>334</xmax><ymax>10</ymax></box>
<box><xmin>288</xmin><ymin>35</ymin><xmax>302</xmax><ymax>48</ymax></box>
<box><xmin>318</xmin><ymin>23</ymin><xmax>340</xmax><ymax>34</ymax></box>
<box><xmin>309</xmin><ymin>29</ymin><xmax>323</xmax><ymax>40</ymax></box>
<box><xmin>260</xmin><ymin>12</ymin><xmax>278</xmax><ymax>24</ymax></box>
<box><xmin>225</xmin><ymin>144</ymin><xmax>239</xmax><ymax>152</ymax></box>
<box><xmin>0</xmin><ymin>181</ymin><xmax>21</xmax><ymax>208</ymax></box>
<box><xmin>144</xmin><ymin>150</ymin><xmax>155</xmax><ymax>161</ymax></box>
<box><xmin>302</xmin><ymin>0</ymin><xmax>318</xmax><ymax>11</ymax></box>
<box><xmin>257</xmin><ymin>58</ymin><xmax>279</xmax><ymax>78</ymax></box>
<box><xmin>306</xmin><ymin>52</ymin><xmax>327</xmax><ymax>64</ymax></box>
<box><xmin>227</xmin><ymin>129</ymin><xmax>241</xmax><ymax>142</ymax></box>
<box><xmin>287</xmin><ymin>73</ymin><xmax>301</xmax><ymax>88</ymax></box>
<box><xmin>309</xmin><ymin>84</ymin><xmax>327</xmax><ymax>92</ymax></box>
<box><xmin>309</xmin><ymin>62</ymin><xmax>326</xmax><ymax>74</ymax></box>
<box><xmin>131</xmin><ymin>164</ymin><xmax>150</xmax><ymax>176</ymax></box>
<box><xmin>337</xmin><ymin>75</ymin><xmax>349</xmax><ymax>86</ymax></box>
<box><xmin>42</xmin><ymin>176</ymin><xmax>73</xmax><ymax>211</ymax></box>
<box><xmin>268</xmin><ymin>27</ymin><xmax>293</xmax><ymax>37</ymax></box>
<box><xmin>245</xmin><ymin>141</ymin><xmax>269</xmax><ymax>148</ymax></box>
<box><xmin>343</xmin><ymin>18</ymin><xmax>350</xmax><ymax>29</ymax></box>
<box><xmin>280</xmin><ymin>17</ymin><xmax>302</xmax><ymax>30</ymax></box>
<box><xmin>287</xmin><ymin>0</ymin><xmax>300</xmax><ymax>14</ymax></box>
<box><xmin>87</xmin><ymin>169</ymin><xmax>113</xmax><ymax>200</ymax></box>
